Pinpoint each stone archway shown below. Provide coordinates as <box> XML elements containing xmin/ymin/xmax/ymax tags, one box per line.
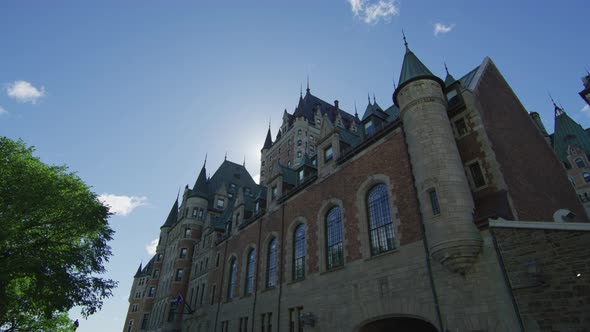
<box><xmin>358</xmin><ymin>316</ymin><xmax>438</xmax><ymax>332</ymax></box>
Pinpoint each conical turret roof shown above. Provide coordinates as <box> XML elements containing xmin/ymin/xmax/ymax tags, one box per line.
<box><xmin>134</xmin><ymin>263</ymin><xmax>143</xmax><ymax>277</ymax></box>
<box><xmin>262</xmin><ymin>127</ymin><xmax>273</xmax><ymax>151</ymax></box>
<box><xmin>161</xmin><ymin>198</ymin><xmax>178</xmax><ymax>228</ymax></box>
<box><xmin>190</xmin><ymin>165</ymin><xmax>208</xmax><ymax>199</ymax></box>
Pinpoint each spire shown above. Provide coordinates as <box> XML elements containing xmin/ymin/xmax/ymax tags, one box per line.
<box><xmin>262</xmin><ymin>126</ymin><xmax>272</xmax><ymax>150</ymax></box>
<box><xmin>190</xmin><ymin>161</ymin><xmax>208</xmax><ymax>199</ymax></box>
<box><xmin>161</xmin><ymin>197</ymin><xmax>179</xmax><ymax>228</ymax></box>
<box><xmin>300</xmin><ymin>83</ymin><xmax>303</xmax><ymax>98</ymax></box>
<box><xmin>373</xmin><ymin>93</ymin><xmax>376</xmax><ymax>104</ymax></box>
<box><xmin>394</xmin><ymin>31</ymin><xmax>443</xmax><ymax>105</ymax></box>
<box><xmin>444</xmin><ymin>62</ymin><xmax>457</xmax><ymax>86</ymax></box>
<box><xmin>204</xmin><ymin>153</ymin><xmax>207</xmax><ymax>168</ymax></box>
<box><xmin>224</xmin><ymin>151</ymin><xmax>227</xmax><ymax>161</ymax></box>
<box><xmin>368</xmin><ymin>93</ymin><xmax>372</xmax><ymax>105</ymax></box>
<box><xmin>134</xmin><ymin>263</ymin><xmax>143</xmax><ymax>277</ymax></box>
<box><xmin>550</xmin><ymin>94</ymin><xmax>565</xmax><ymax>116</ymax></box>
<box><xmin>243</xmin><ymin>155</ymin><xmax>246</xmax><ymax>167</ymax></box>
<box><xmin>306</xmin><ymin>75</ymin><xmax>310</xmax><ymax>94</ymax></box>
<box><xmin>354</xmin><ymin>101</ymin><xmax>358</xmax><ymax>117</ymax></box>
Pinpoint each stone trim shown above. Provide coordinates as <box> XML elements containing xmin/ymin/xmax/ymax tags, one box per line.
<box><xmin>489</xmin><ymin>218</ymin><xmax>590</xmax><ymax>231</ymax></box>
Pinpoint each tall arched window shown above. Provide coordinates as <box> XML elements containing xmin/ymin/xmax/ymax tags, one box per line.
<box><xmin>245</xmin><ymin>248</ymin><xmax>256</xmax><ymax>295</ymax></box>
<box><xmin>293</xmin><ymin>224</ymin><xmax>306</xmax><ymax>280</ymax></box>
<box><xmin>325</xmin><ymin>207</ymin><xmax>343</xmax><ymax>269</ymax></box>
<box><xmin>266</xmin><ymin>238</ymin><xmax>277</xmax><ymax>288</ymax></box>
<box><xmin>367</xmin><ymin>184</ymin><xmax>395</xmax><ymax>255</ymax></box>
<box><xmin>227</xmin><ymin>258</ymin><xmax>237</xmax><ymax>301</ymax></box>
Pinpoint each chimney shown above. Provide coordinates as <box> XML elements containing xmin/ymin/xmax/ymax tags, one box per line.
<box><xmin>334</xmin><ymin>100</ymin><xmax>339</xmax><ymax>109</ymax></box>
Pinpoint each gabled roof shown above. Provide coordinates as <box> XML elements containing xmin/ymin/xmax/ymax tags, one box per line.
<box><xmin>291</xmin><ymin>90</ymin><xmax>359</xmax><ymax>130</ymax></box>
<box><xmin>361</xmin><ymin>100</ymin><xmax>388</xmax><ymax>121</ymax></box>
<box><xmin>161</xmin><ymin>198</ymin><xmax>178</xmax><ymax>228</ymax></box>
<box><xmin>552</xmin><ymin>103</ymin><xmax>590</xmax><ymax>163</ymax></box>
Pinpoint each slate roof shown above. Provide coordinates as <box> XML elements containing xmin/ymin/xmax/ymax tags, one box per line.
<box><xmin>262</xmin><ymin>127</ymin><xmax>273</xmax><ymax>150</ymax></box>
<box><xmin>161</xmin><ymin>198</ymin><xmax>179</xmax><ymax>228</ymax></box>
<box><xmin>189</xmin><ymin>165</ymin><xmax>208</xmax><ymax>199</ymax></box>
<box><xmin>292</xmin><ymin>90</ymin><xmax>359</xmax><ymax>130</ymax></box>
<box><xmin>458</xmin><ymin>66</ymin><xmax>480</xmax><ymax>88</ymax></box>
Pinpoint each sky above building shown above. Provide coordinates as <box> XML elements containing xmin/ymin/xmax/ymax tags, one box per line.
<box><xmin>1</xmin><ymin>1</ymin><xmax>588</xmax><ymax>331</ymax></box>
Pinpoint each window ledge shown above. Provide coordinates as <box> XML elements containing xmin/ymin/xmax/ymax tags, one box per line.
<box><xmin>287</xmin><ymin>278</ymin><xmax>305</xmax><ymax>286</ymax></box>
<box><xmin>364</xmin><ymin>247</ymin><xmax>399</xmax><ymax>262</ymax></box>
<box><xmin>320</xmin><ymin>265</ymin><xmax>345</xmax><ymax>275</ymax></box>
<box><xmin>261</xmin><ymin>286</ymin><xmax>277</xmax><ymax>293</ymax></box>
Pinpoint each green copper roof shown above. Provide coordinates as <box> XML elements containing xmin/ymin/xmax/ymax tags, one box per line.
<box><xmin>398</xmin><ymin>48</ymin><xmax>435</xmax><ymax>87</ymax></box>
<box><xmin>161</xmin><ymin>198</ymin><xmax>178</xmax><ymax>228</ymax></box>
<box><xmin>553</xmin><ymin>104</ymin><xmax>590</xmax><ymax>163</ymax></box>
<box><xmin>530</xmin><ymin>112</ymin><xmax>549</xmax><ymax>136</ymax></box>
<box><xmin>458</xmin><ymin>65</ymin><xmax>480</xmax><ymax>88</ymax></box>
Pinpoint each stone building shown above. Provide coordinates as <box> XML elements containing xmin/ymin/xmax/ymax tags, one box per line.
<box><xmin>123</xmin><ymin>40</ymin><xmax>589</xmax><ymax>332</ymax></box>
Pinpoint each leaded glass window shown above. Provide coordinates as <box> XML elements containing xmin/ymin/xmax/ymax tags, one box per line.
<box><xmin>266</xmin><ymin>238</ymin><xmax>277</xmax><ymax>288</ymax></box>
<box><xmin>293</xmin><ymin>224</ymin><xmax>306</xmax><ymax>280</ymax></box>
<box><xmin>325</xmin><ymin>207</ymin><xmax>343</xmax><ymax>269</ymax></box>
<box><xmin>227</xmin><ymin>259</ymin><xmax>237</xmax><ymax>300</ymax></box>
<box><xmin>245</xmin><ymin>248</ymin><xmax>256</xmax><ymax>295</ymax></box>
<box><xmin>367</xmin><ymin>184</ymin><xmax>395</xmax><ymax>255</ymax></box>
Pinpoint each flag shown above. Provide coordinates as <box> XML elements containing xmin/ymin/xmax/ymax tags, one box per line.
<box><xmin>174</xmin><ymin>293</ymin><xmax>184</xmax><ymax>305</ymax></box>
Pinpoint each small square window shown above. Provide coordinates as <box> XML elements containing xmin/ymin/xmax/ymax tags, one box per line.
<box><xmin>153</xmin><ymin>269</ymin><xmax>159</xmax><ymax>278</ymax></box>
<box><xmin>297</xmin><ymin>151</ymin><xmax>302</xmax><ymax>158</ymax></box>
<box><xmin>455</xmin><ymin>118</ymin><xmax>468</xmax><ymax>137</ymax></box>
<box><xmin>297</xmin><ymin>140</ymin><xmax>302</xmax><ymax>146</ymax></box>
<box><xmin>185</xmin><ymin>228</ymin><xmax>191</xmax><ymax>238</ymax></box>
<box><xmin>298</xmin><ymin>170</ymin><xmax>304</xmax><ymax>181</ymax></box>
<box><xmin>180</xmin><ymin>248</ymin><xmax>188</xmax><ymax>259</ymax></box>
<box><xmin>272</xmin><ymin>185</ymin><xmax>278</xmax><ymax>199</ymax></box>
<box><xmin>148</xmin><ymin>287</ymin><xmax>155</xmax><ymax>297</ymax></box>
<box><xmin>298</xmin><ymin>129</ymin><xmax>302</xmax><ymax>135</ymax></box>
<box><xmin>175</xmin><ymin>269</ymin><xmax>183</xmax><ymax>282</ymax></box>
<box><xmin>216</xmin><ymin>199</ymin><xmax>224</xmax><ymax>209</ymax></box>
<box><xmin>324</xmin><ymin>146</ymin><xmax>333</xmax><ymax>162</ymax></box>
<box><xmin>583</xmin><ymin>172</ymin><xmax>590</xmax><ymax>183</ymax></box>
<box><xmin>469</xmin><ymin>162</ymin><xmax>486</xmax><ymax>188</ymax></box>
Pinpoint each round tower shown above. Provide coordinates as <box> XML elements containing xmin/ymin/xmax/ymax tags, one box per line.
<box><xmin>393</xmin><ymin>38</ymin><xmax>482</xmax><ymax>274</ymax></box>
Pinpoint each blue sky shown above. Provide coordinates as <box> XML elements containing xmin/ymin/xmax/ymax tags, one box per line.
<box><xmin>1</xmin><ymin>1</ymin><xmax>588</xmax><ymax>331</ymax></box>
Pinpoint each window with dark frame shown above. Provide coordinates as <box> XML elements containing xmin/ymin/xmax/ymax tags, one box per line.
<box><xmin>576</xmin><ymin>158</ymin><xmax>585</xmax><ymax>168</ymax></box>
<box><xmin>325</xmin><ymin>207</ymin><xmax>343</xmax><ymax>269</ymax></box>
<box><xmin>179</xmin><ymin>248</ymin><xmax>188</xmax><ymax>259</ymax></box>
<box><xmin>367</xmin><ymin>184</ymin><xmax>395</xmax><ymax>256</ymax></box>
<box><xmin>185</xmin><ymin>228</ymin><xmax>191</xmax><ymax>238</ymax></box>
<box><xmin>175</xmin><ymin>269</ymin><xmax>183</xmax><ymax>281</ymax></box>
<box><xmin>267</xmin><ymin>238</ymin><xmax>277</xmax><ymax>288</ymax></box>
<box><xmin>584</xmin><ymin>172</ymin><xmax>590</xmax><ymax>183</ymax></box>
<box><xmin>227</xmin><ymin>258</ymin><xmax>237</xmax><ymax>300</ymax></box>
<box><xmin>455</xmin><ymin>118</ymin><xmax>468</xmax><ymax>136</ymax></box>
<box><xmin>469</xmin><ymin>162</ymin><xmax>486</xmax><ymax>188</ymax></box>
<box><xmin>324</xmin><ymin>145</ymin><xmax>333</xmax><ymax>162</ymax></box>
<box><xmin>293</xmin><ymin>224</ymin><xmax>306</xmax><ymax>280</ymax></box>
<box><xmin>245</xmin><ymin>248</ymin><xmax>256</xmax><ymax>295</ymax></box>
<box><xmin>429</xmin><ymin>189</ymin><xmax>441</xmax><ymax>215</ymax></box>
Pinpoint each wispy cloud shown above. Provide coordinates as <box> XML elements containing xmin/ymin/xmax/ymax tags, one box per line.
<box><xmin>581</xmin><ymin>104</ymin><xmax>590</xmax><ymax>115</ymax></box>
<box><xmin>98</xmin><ymin>193</ymin><xmax>148</xmax><ymax>216</ymax></box>
<box><xmin>434</xmin><ymin>23</ymin><xmax>454</xmax><ymax>36</ymax></box>
<box><xmin>146</xmin><ymin>238</ymin><xmax>158</xmax><ymax>255</ymax></box>
<box><xmin>0</xmin><ymin>105</ymin><xmax>7</xmax><ymax>115</ymax></box>
<box><xmin>6</xmin><ymin>80</ymin><xmax>45</xmax><ymax>104</ymax></box>
<box><xmin>348</xmin><ymin>0</ymin><xmax>399</xmax><ymax>25</ymax></box>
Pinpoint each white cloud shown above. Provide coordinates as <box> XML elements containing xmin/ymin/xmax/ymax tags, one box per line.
<box><xmin>0</xmin><ymin>105</ymin><xmax>7</xmax><ymax>115</ymax></box>
<box><xmin>581</xmin><ymin>104</ymin><xmax>590</xmax><ymax>115</ymax></box>
<box><xmin>6</xmin><ymin>80</ymin><xmax>45</xmax><ymax>104</ymax></box>
<box><xmin>434</xmin><ymin>23</ymin><xmax>454</xmax><ymax>36</ymax></box>
<box><xmin>348</xmin><ymin>0</ymin><xmax>399</xmax><ymax>25</ymax></box>
<box><xmin>98</xmin><ymin>193</ymin><xmax>148</xmax><ymax>216</ymax></box>
<box><xmin>146</xmin><ymin>238</ymin><xmax>158</xmax><ymax>256</ymax></box>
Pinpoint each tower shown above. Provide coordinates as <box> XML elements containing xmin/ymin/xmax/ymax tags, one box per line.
<box><xmin>393</xmin><ymin>36</ymin><xmax>482</xmax><ymax>274</ymax></box>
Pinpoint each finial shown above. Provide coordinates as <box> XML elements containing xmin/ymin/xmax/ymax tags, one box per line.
<box><xmin>393</xmin><ymin>76</ymin><xmax>397</xmax><ymax>90</ymax></box>
<box><xmin>177</xmin><ymin>186</ymin><xmax>180</xmax><ymax>200</ymax></box>
<box><xmin>204</xmin><ymin>153</ymin><xmax>207</xmax><ymax>167</ymax></box>
<box><xmin>548</xmin><ymin>92</ymin><xmax>557</xmax><ymax>107</ymax></box>
<box><xmin>354</xmin><ymin>101</ymin><xmax>358</xmax><ymax>117</ymax></box>
<box><xmin>300</xmin><ymin>83</ymin><xmax>303</xmax><ymax>97</ymax></box>
<box><xmin>243</xmin><ymin>155</ymin><xmax>246</xmax><ymax>167</ymax></box>
<box><xmin>402</xmin><ymin>29</ymin><xmax>408</xmax><ymax>50</ymax></box>
<box><xmin>306</xmin><ymin>75</ymin><xmax>310</xmax><ymax>93</ymax></box>
<box><xmin>368</xmin><ymin>93</ymin><xmax>371</xmax><ymax>105</ymax></box>
<box><xmin>444</xmin><ymin>62</ymin><xmax>449</xmax><ymax>75</ymax></box>
<box><xmin>373</xmin><ymin>93</ymin><xmax>376</xmax><ymax>104</ymax></box>
<box><xmin>225</xmin><ymin>151</ymin><xmax>227</xmax><ymax>161</ymax></box>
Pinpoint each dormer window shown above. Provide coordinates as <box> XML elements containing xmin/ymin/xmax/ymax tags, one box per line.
<box><xmin>272</xmin><ymin>186</ymin><xmax>278</xmax><ymax>200</ymax></box>
<box><xmin>364</xmin><ymin>121</ymin><xmax>374</xmax><ymax>137</ymax></box>
<box><xmin>324</xmin><ymin>145</ymin><xmax>334</xmax><ymax>162</ymax></box>
<box><xmin>230</xmin><ymin>183</ymin><xmax>236</xmax><ymax>190</ymax></box>
<box><xmin>298</xmin><ymin>169</ymin><xmax>304</xmax><ymax>182</ymax></box>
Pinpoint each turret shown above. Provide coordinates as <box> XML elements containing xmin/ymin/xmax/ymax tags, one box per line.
<box><xmin>393</xmin><ymin>34</ymin><xmax>482</xmax><ymax>274</ymax></box>
<box><xmin>260</xmin><ymin>126</ymin><xmax>273</xmax><ymax>185</ymax></box>
<box><xmin>156</xmin><ymin>198</ymin><xmax>178</xmax><ymax>252</ymax></box>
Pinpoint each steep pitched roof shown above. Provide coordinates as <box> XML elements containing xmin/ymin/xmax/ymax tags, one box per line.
<box><xmin>398</xmin><ymin>47</ymin><xmax>436</xmax><ymax>87</ymax></box>
<box><xmin>262</xmin><ymin>127</ymin><xmax>273</xmax><ymax>151</ymax></box>
<box><xmin>160</xmin><ymin>198</ymin><xmax>178</xmax><ymax>229</ymax></box>
<box><xmin>189</xmin><ymin>165</ymin><xmax>208</xmax><ymax>199</ymax></box>
<box><xmin>134</xmin><ymin>263</ymin><xmax>143</xmax><ymax>277</ymax></box>
<box><xmin>553</xmin><ymin>103</ymin><xmax>590</xmax><ymax>163</ymax></box>
<box><xmin>292</xmin><ymin>90</ymin><xmax>359</xmax><ymax>129</ymax></box>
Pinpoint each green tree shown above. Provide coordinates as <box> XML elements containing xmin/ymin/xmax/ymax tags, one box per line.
<box><xmin>0</xmin><ymin>137</ymin><xmax>116</xmax><ymax>329</ymax></box>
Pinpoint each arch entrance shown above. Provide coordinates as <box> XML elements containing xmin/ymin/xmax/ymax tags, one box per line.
<box><xmin>357</xmin><ymin>316</ymin><xmax>438</xmax><ymax>332</ymax></box>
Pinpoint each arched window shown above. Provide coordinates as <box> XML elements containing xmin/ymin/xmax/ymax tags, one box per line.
<box><xmin>266</xmin><ymin>238</ymin><xmax>277</xmax><ymax>288</ymax></box>
<box><xmin>227</xmin><ymin>258</ymin><xmax>237</xmax><ymax>301</ymax></box>
<box><xmin>293</xmin><ymin>224</ymin><xmax>306</xmax><ymax>280</ymax></box>
<box><xmin>576</xmin><ymin>158</ymin><xmax>585</xmax><ymax>168</ymax></box>
<box><xmin>325</xmin><ymin>207</ymin><xmax>343</xmax><ymax>269</ymax></box>
<box><xmin>584</xmin><ymin>172</ymin><xmax>590</xmax><ymax>183</ymax></box>
<box><xmin>245</xmin><ymin>248</ymin><xmax>256</xmax><ymax>295</ymax></box>
<box><xmin>367</xmin><ymin>184</ymin><xmax>395</xmax><ymax>255</ymax></box>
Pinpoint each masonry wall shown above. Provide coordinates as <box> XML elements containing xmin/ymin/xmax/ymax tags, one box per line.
<box><xmin>493</xmin><ymin>226</ymin><xmax>590</xmax><ymax>332</ymax></box>
<box><xmin>474</xmin><ymin>61</ymin><xmax>587</xmax><ymax>221</ymax></box>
